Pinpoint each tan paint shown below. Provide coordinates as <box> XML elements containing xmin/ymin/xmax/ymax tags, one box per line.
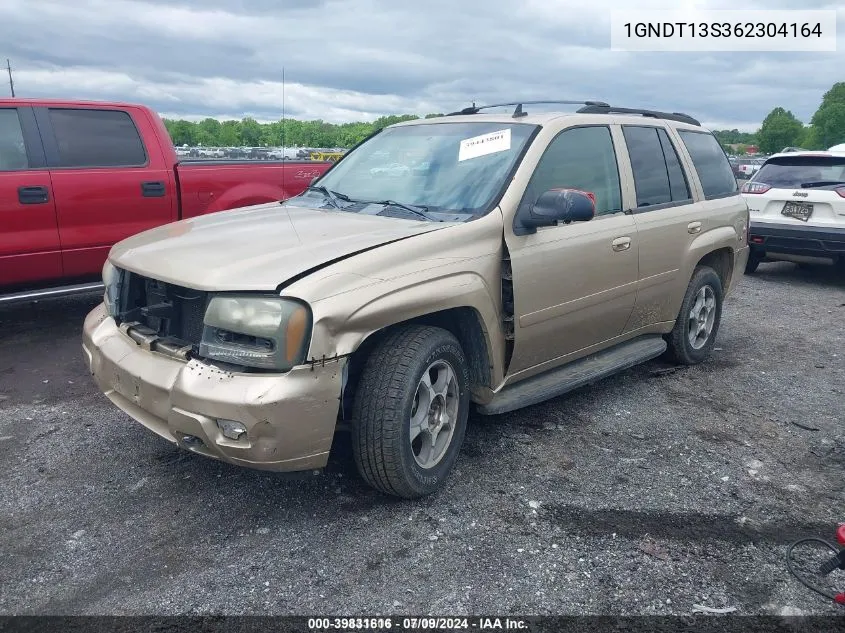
<box><xmin>84</xmin><ymin>110</ymin><xmax>749</xmax><ymax>473</ymax></box>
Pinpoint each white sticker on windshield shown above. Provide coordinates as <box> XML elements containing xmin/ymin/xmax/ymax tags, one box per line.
<box><xmin>458</xmin><ymin>128</ymin><xmax>511</xmax><ymax>162</ymax></box>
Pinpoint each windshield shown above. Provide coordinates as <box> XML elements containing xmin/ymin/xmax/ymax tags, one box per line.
<box><xmin>753</xmin><ymin>156</ymin><xmax>845</xmax><ymax>188</ymax></box>
<box><xmin>284</xmin><ymin>121</ymin><xmax>539</xmax><ymax>219</ymax></box>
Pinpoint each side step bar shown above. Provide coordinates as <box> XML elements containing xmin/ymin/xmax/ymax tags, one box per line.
<box><xmin>0</xmin><ymin>281</ymin><xmax>104</xmax><ymax>306</ymax></box>
<box><xmin>477</xmin><ymin>335</ymin><xmax>668</xmax><ymax>415</ymax></box>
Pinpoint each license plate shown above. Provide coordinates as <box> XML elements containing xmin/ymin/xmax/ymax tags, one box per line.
<box><xmin>781</xmin><ymin>201</ymin><xmax>813</xmax><ymax>221</ymax></box>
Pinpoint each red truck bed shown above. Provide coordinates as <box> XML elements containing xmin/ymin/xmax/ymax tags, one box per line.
<box><xmin>0</xmin><ymin>98</ymin><xmax>332</xmax><ymax>297</ymax></box>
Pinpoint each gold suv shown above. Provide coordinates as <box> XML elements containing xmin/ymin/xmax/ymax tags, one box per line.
<box><xmin>83</xmin><ymin>101</ymin><xmax>750</xmax><ymax>498</ymax></box>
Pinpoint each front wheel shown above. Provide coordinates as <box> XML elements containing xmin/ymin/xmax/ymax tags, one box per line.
<box><xmin>665</xmin><ymin>266</ymin><xmax>724</xmax><ymax>365</ymax></box>
<box><xmin>350</xmin><ymin>325</ymin><xmax>470</xmax><ymax>498</ymax></box>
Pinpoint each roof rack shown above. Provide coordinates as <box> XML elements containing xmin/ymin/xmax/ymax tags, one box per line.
<box><xmin>446</xmin><ymin>100</ymin><xmax>610</xmax><ymax>118</ymax></box>
<box><xmin>575</xmin><ymin>104</ymin><xmax>701</xmax><ymax>126</ymax></box>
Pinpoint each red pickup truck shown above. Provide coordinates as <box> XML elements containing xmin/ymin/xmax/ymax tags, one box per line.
<box><xmin>0</xmin><ymin>98</ymin><xmax>331</xmax><ymax>303</ymax></box>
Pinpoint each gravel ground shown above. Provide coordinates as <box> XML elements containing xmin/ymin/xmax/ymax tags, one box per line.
<box><xmin>0</xmin><ymin>261</ymin><xmax>843</xmax><ymax>616</ymax></box>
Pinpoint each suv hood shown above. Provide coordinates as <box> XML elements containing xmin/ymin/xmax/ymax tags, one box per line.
<box><xmin>109</xmin><ymin>202</ymin><xmax>450</xmax><ymax>291</ymax></box>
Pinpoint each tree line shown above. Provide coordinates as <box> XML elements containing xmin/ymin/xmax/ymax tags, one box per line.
<box><xmin>163</xmin><ymin>82</ymin><xmax>845</xmax><ymax>155</ymax></box>
<box><xmin>163</xmin><ymin>113</ymin><xmax>443</xmax><ymax>149</ymax></box>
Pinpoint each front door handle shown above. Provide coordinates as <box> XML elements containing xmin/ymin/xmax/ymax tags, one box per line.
<box><xmin>141</xmin><ymin>181</ymin><xmax>166</xmax><ymax>197</ymax></box>
<box><xmin>688</xmin><ymin>221</ymin><xmax>702</xmax><ymax>234</ymax></box>
<box><xmin>612</xmin><ymin>236</ymin><xmax>632</xmax><ymax>252</ymax></box>
<box><xmin>18</xmin><ymin>185</ymin><xmax>50</xmax><ymax>205</ymax></box>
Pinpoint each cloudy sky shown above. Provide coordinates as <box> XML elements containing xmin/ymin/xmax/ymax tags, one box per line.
<box><xmin>1</xmin><ymin>0</ymin><xmax>842</xmax><ymax>130</ymax></box>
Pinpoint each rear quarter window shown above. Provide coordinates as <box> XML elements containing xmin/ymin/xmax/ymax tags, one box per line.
<box><xmin>677</xmin><ymin>130</ymin><xmax>738</xmax><ymax>199</ymax></box>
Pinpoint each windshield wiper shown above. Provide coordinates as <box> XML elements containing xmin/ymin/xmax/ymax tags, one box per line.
<box><xmin>800</xmin><ymin>180</ymin><xmax>845</xmax><ymax>188</ymax></box>
<box><xmin>302</xmin><ymin>185</ymin><xmax>350</xmax><ymax>208</ymax></box>
<box><xmin>371</xmin><ymin>200</ymin><xmax>442</xmax><ymax>221</ymax></box>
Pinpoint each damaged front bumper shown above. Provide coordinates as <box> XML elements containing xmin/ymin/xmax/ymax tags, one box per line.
<box><xmin>82</xmin><ymin>303</ymin><xmax>344</xmax><ymax>472</ymax></box>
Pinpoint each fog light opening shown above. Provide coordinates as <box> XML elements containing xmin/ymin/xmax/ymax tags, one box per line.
<box><xmin>182</xmin><ymin>434</ymin><xmax>204</xmax><ymax>447</ymax></box>
<box><xmin>216</xmin><ymin>419</ymin><xmax>247</xmax><ymax>441</ymax></box>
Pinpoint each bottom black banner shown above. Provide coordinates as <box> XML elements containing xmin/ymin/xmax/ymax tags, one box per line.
<box><xmin>0</xmin><ymin>616</ymin><xmax>843</xmax><ymax>633</ymax></box>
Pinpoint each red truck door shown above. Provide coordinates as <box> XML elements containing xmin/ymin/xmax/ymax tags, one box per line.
<box><xmin>0</xmin><ymin>105</ymin><xmax>63</xmax><ymax>286</ymax></box>
<box><xmin>34</xmin><ymin>106</ymin><xmax>176</xmax><ymax>278</ymax></box>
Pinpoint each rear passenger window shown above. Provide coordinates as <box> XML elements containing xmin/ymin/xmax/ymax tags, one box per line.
<box><xmin>657</xmin><ymin>128</ymin><xmax>691</xmax><ymax>201</ymax></box>
<box><xmin>677</xmin><ymin>130</ymin><xmax>738</xmax><ymax>199</ymax></box>
<box><xmin>521</xmin><ymin>125</ymin><xmax>623</xmax><ymax>216</ymax></box>
<box><xmin>48</xmin><ymin>109</ymin><xmax>147</xmax><ymax>168</ymax></box>
<box><xmin>623</xmin><ymin>127</ymin><xmax>671</xmax><ymax>207</ymax></box>
<box><xmin>622</xmin><ymin>126</ymin><xmax>692</xmax><ymax>208</ymax></box>
<box><xmin>0</xmin><ymin>109</ymin><xmax>29</xmax><ymax>171</ymax></box>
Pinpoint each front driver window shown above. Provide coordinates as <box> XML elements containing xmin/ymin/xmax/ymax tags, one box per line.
<box><xmin>520</xmin><ymin>125</ymin><xmax>623</xmax><ymax>217</ymax></box>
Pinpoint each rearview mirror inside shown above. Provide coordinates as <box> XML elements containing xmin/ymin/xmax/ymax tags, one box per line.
<box><xmin>522</xmin><ymin>188</ymin><xmax>596</xmax><ymax>231</ymax></box>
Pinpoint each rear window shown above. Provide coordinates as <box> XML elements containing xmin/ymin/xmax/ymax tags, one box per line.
<box><xmin>753</xmin><ymin>156</ymin><xmax>845</xmax><ymax>189</ymax></box>
<box><xmin>48</xmin><ymin>108</ymin><xmax>147</xmax><ymax>168</ymax></box>
<box><xmin>0</xmin><ymin>108</ymin><xmax>28</xmax><ymax>170</ymax></box>
<box><xmin>677</xmin><ymin>130</ymin><xmax>738</xmax><ymax>199</ymax></box>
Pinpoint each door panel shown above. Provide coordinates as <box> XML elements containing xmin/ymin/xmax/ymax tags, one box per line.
<box><xmin>504</xmin><ymin>124</ymin><xmax>639</xmax><ymax>375</ymax></box>
<box><xmin>35</xmin><ymin>106</ymin><xmax>175</xmax><ymax>278</ymax></box>
<box><xmin>507</xmin><ymin>214</ymin><xmax>639</xmax><ymax>374</ymax></box>
<box><xmin>617</xmin><ymin>124</ymin><xmax>701</xmax><ymax>331</ymax></box>
<box><xmin>0</xmin><ymin>106</ymin><xmax>62</xmax><ymax>286</ymax></box>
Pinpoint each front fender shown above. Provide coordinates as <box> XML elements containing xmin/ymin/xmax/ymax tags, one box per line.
<box><xmin>305</xmin><ymin>270</ymin><xmax>506</xmax><ymax>386</ymax></box>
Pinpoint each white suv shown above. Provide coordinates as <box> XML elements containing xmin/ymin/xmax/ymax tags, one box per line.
<box><xmin>741</xmin><ymin>151</ymin><xmax>845</xmax><ymax>272</ymax></box>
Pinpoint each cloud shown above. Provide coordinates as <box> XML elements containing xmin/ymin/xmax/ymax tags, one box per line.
<box><xmin>1</xmin><ymin>0</ymin><xmax>843</xmax><ymax>129</ymax></box>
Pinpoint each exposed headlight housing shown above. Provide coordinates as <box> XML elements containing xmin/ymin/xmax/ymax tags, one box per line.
<box><xmin>102</xmin><ymin>259</ymin><xmax>122</xmax><ymax>317</ymax></box>
<box><xmin>199</xmin><ymin>295</ymin><xmax>312</xmax><ymax>371</ymax></box>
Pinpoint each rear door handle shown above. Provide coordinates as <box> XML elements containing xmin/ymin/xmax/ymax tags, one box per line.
<box><xmin>18</xmin><ymin>185</ymin><xmax>50</xmax><ymax>205</ymax></box>
<box><xmin>688</xmin><ymin>221</ymin><xmax>702</xmax><ymax>234</ymax></box>
<box><xmin>141</xmin><ymin>181</ymin><xmax>166</xmax><ymax>197</ymax></box>
<box><xmin>611</xmin><ymin>236</ymin><xmax>632</xmax><ymax>252</ymax></box>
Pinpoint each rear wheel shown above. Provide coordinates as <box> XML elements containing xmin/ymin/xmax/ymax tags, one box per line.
<box><xmin>665</xmin><ymin>266</ymin><xmax>723</xmax><ymax>365</ymax></box>
<box><xmin>350</xmin><ymin>325</ymin><xmax>470</xmax><ymax>499</ymax></box>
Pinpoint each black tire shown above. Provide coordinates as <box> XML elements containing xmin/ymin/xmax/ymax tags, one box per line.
<box><xmin>745</xmin><ymin>252</ymin><xmax>762</xmax><ymax>274</ymax></box>
<box><xmin>665</xmin><ymin>266</ymin><xmax>724</xmax><ymax>365</ymax></box>
<box><xmin>350</xmin><ymin>324</ymin><xmax>470</xmax><ymax>499</ymax></box>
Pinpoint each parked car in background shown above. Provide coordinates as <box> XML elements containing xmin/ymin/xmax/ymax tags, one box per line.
<box><xmin>736</xmin><ymin>158</ymin><xmax>765</xmax><ymax>178</ymax></box>
<box><xmin>0</xmin><ymin>99</ymin><xmax>332</xmax><ymax>302</ymax></box>
<box><xmin>741</xmin><ymin>150</ymin><xmax>845</xmax><ymax>272</ymax></box>
<box><xmin>82</xmin><ymin>101</ymin><xmax>749</xmax><ymax>498</ymax></box>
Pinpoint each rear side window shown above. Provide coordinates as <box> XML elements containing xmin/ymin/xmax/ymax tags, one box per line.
<box><xmin>677</xmin><ymin>130</ymin><xmax>738</xmax><ymax>198</ymax></box>
<box><xmin>48</xmin><ymin>109</ymin><xmax>147</xmax><ymax>168</ymax></box>
<box><xmin>754</xmin><ymin>156</ymin><xmax>845</xmax><ymax>188</ymax></box>
<box><xmin>0</xmin><ymin>108</ymin><xmax>29</xmax><ymax>171</ymax></box>
<box><xmin>622</xmin><ymin>126</ymin><xmax>691</xmax><ymax>208</ymax></box>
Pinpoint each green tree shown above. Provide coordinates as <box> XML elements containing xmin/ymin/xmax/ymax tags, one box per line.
<box><xmin>163</xmin><ymin>119</ymin><xmax>196</xmax><ymax>146</ymax></box>
<box><xmin>756</xmin><ymin>107</ymin><xmax>804</xmax><ymax>154</ymax></box>
<box><xmin>218</xmin><ymin>120</ymin><xmax>241</xmax><ymax>146</ymax></box>
<box><xmin>713</xmin><ymin>129</ymin><xmax>756</xmax><ymax>145</ymax></box>
<box><xmin>240</xmin><ymin>117</ymin><xmax>263</xmax><ymax>146</ymax></box>
<box><xmin>809</xmin><ymin>82</ymin><xmax>845</xmax><ymax>149</ymax></box>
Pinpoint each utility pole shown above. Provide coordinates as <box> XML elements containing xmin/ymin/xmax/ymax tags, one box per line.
<box><xmin>281</xmin><ymin>66</ymin><xmax>286</xmax><ymax>157</ymax></box>
<box><xmin>6</xmin><ymin>59</ymin><xmax>15</xmax><ymax>97</ymax></box>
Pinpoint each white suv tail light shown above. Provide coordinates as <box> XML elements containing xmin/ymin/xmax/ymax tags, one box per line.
<box><xmin>741</xmin><ymin>182</ymin><xmax>771</xmax><ymax>194</ymax></box>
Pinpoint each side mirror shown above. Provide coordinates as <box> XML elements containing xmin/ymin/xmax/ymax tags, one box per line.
<box><xmin>523</xmin><ymin>188</ymin><xmax>596</xmax><ymax>230</ymax></box>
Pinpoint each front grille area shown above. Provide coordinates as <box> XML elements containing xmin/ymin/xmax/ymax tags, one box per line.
<box><xmin>115</xmin><ymin>270</ymin><xmax>209</xmax><ymax>349</ymax></box>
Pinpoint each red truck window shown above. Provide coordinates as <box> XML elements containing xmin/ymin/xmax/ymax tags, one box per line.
<box><xmin>48</xmin><ymin>108</ymin><xmax>147</xmax><ymax>168</ymax></box>
<box><xmin>0</xmin><ymin>109</ymin><xmax>29</xmax><ymax>171</ymax></box>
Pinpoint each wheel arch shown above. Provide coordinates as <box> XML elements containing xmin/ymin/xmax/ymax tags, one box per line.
<box><xmin>695</xmin><ymin>246</ymin><xmax>734</xmax><ymax>291</ymax></box>
<box><xmin>339</xmin><ymin>306</ymin><xmax>494</xmax><ymax>421</ymax></box>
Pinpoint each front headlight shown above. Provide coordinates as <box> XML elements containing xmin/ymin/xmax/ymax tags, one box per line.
<box><xmin>199</xmin><ymin>295</ymin><xmax>312</xmax><ymax>371</ymax></box>
<box><xmin>102</xmin><ymin>259</ymin><xmax>122</xmax><ymax>317</ymax></box>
